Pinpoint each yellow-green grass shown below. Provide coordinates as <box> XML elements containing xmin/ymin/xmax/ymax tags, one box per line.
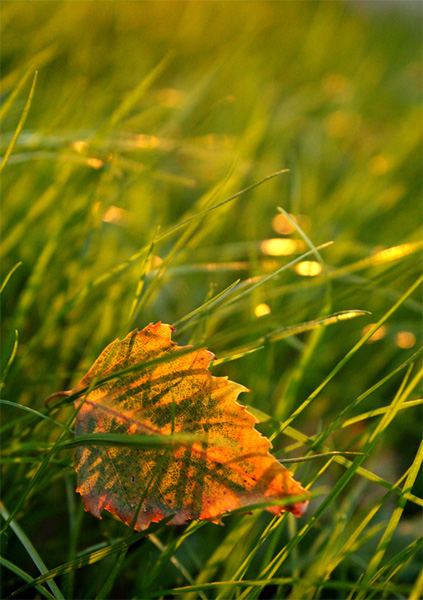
<box><xmin>1</xmin><ymin>2</ymin><xmax>422</xmax><ymax>599</ymax></box>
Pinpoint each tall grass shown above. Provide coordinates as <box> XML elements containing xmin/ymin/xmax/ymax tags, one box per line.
<box><xmin>1</xmin><ymin>2</ymin><xmax>422</xmax><ymax>599</ymax></box>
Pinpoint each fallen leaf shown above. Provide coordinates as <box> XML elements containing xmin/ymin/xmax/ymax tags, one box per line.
<box><xmin>58</xmin><ymin>322</ymin><xmax>308</xmax><ymax>530</ymax></box>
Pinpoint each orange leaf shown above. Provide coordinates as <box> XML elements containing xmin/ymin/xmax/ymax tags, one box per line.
<box><xmin>61</xmin><ymin>322</ymin><xmax>308</xmax><ymax>530</ymax></box>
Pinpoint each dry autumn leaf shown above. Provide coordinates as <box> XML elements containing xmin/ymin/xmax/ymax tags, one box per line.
<box><xmin>55</xmin><ymin>322</ymin><xmax>308</xmax><ymax>530</ymax></box>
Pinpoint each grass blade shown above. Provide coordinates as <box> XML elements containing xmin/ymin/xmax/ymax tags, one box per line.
<box><xmin>0</xmin><ymin>557</ymin><xmax>57</xmax><ymax>600</ymax></box>
<box><xmin>0</xmin><ymin>261</ymin><xmax>22</xmax><ymax>294</ymax></box>
<box><xmin>0</xmin><ymin>502</ymin><xmax>65</xmax><ymax>600</ymax></box>
<box><xmin>1</xmin><ymin>71</ymin><xmax>37</xmax><ymax>172</ymax></box>
<box><xmin>357</xmin><ymin>439</ymin><xmax>423</xmax><ymax>595</ymax></box>
<box><xmin>9</xmin><ymin>518</ymin><xmax>172</xmax><ymax>599</ymax></box>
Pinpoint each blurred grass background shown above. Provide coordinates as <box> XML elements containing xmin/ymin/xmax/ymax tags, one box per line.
<box><xmin>1</xmin><ymin>1</ymin><xmax>422</xmax><ymax>599</ymax></box>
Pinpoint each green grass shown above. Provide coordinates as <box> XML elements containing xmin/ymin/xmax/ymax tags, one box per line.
<box><xmin>1</xmin><ymin>2</ymin><xmax>422</xmax><ymax>599</ymax></box>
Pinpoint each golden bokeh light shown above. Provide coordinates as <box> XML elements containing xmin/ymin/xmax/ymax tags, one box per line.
<box><xmin>102</xmin><ymin>206</ymin><xmax>128</xmax><ymax>225</ymax></box>
<box><xmin>135</xmin><ymin>134</ymin><xmax>160</xmax><ymax>149</ymax></box>
<box><xmin>362</xmin><ymin>324</ymin><xmax>387</xmax><ymax>343</ymax></box>
<box><xmin>369</xmin><ymin>154</ymin><xmax>390</xmax><ymax>176</ymax></box>
<box><xmin>261</xmin><ymin>238</ymin><xmax>298</xmax><ymax>256</ymax></box>
<box><xmin>272</xmin><ymin>213</ymin><xmax>296</xmax><ymax>235</ymax></box>
<box><xmin>148</xmin><ymin>255</ymin><xmax>163</xmax><ymax>272</ymax></box>
<box><xmin>295</xmin><ymin>261</ymin><xmax>322</xmax><ymax>277</ymax></box>
<box><xmin>156</xmin><ymin>87</ymin><xmax>184</xmax><ymax>108</ymax></box>
<box><xmin>254</xmin><ymin>303</ymin><xmax>271</xmax><ymax>317</ymax></box>
<box><xmin>87</xmin><ymin>158</ymin><xmax>104</xmax><ymax>169</ymax></box>
<box><xmin>73</xmin><ymin>140</ymin><xmax>88</xmax><ymax>153</ymax></box>
<box><xmin>395</xmin><ymin>331</ymin><xmax>416</xmax><ymax>349</ymax></box>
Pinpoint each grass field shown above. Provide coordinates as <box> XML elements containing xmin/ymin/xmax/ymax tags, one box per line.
<box><xmin>1</xmin><ymin>2</ymin><xmax>422</xmax><ymax>599</ymax></box>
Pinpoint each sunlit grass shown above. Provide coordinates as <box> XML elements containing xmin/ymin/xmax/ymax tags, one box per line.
<box><xmin>1</xmin><ymin>2</ymin><xmax>422</xmax><ymax>599</ymax></box>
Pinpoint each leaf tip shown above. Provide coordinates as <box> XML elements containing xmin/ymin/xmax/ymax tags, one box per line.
<box><xmin>284</xmin><ymin>499</ymin><xmax>309</xmax><ymax>517</ymax></box>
